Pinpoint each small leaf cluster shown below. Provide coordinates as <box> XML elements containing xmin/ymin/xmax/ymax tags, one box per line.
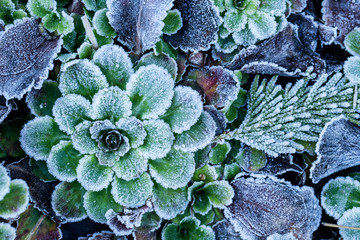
<box><xmin>20</xmin><ymin>44</ymin><xmax>217</xmax><ymax>227</ymax></box>
<box><xmin>0</xmin><ymin>164</ymin><xmax>29</xmax><ymax>240</ymax></box>
<box><xmin>0</xmin><ymin>0</ymin><xmax>27</xmax><ymax>24</ymax></box>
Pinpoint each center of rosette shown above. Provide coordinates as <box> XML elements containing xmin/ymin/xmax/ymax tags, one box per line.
<box><xmin>101</xmin><ymin>130</ymin><xmax>122</xmax><ymax>151</ymax></box>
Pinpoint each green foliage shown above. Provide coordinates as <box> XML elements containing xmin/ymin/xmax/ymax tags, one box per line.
<box><xmin>344</xmin><ymin>27</ymin><xmax>360</xmax><ymax>56</ymax></box>
<box><xmin>163</xmin><ymin>10</ymin><xmax>183</xmax><ymax>35</ymax></box>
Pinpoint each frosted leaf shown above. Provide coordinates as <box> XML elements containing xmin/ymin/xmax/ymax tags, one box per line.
<box><xmin>113</xmin><ymin>149</ymin><xmax>148</xmax><ymax>181</ymax></box>
<box><xmin>289</xmin><ymin>0</ymin><xmax>307</xmax><ymax>12</ymax></box>
<box><xmin>152</xmin><ymin>183</ymin><xmax>188</xmax><ymax>220</ymax></box>
<box><xmin>90</xmin><ymin>119</ymin><xmax>116</xmax><ymax>141</ymax></box>
<box><xmin>76</xmin><ymin>155</ymin><xmax>113</xmax><ymax>191</ymax></box>
<box><xmin>225</xmin><ymin>175</ymin><xmax>321</xmax><ymax>239</ymax></box>
<box><xmin>91</xmin><ymin>86</ymin><xmax>132</xmax><ymax>121</ymax></box>
<box><xmin>93</xmin><ymin>9</ymin><xmax>116</xmax><ymax>38</ymax></box>
<box><xmin>111</xmin><ymin>173</ymin><xmax>153</xmax><ymax>208</ymax></box>
<box><xmin>227</xmin><ymin>24</ymin><xmax>326</xmax><ymax>77</ymax></box>
<box><xmin>232</xmin><ymin>27</ymin><xmax>256</xmax><ymax>46</ymax></box>
<box><xmin>209</xmin><ymin>142</ymin><xmax>231</xmax><ymax>164</ymax></box>
<box><xmin>93</xmin><ymin>44</ymin><xmax>134</xmax><ymax>89</ymax></box>
<box><xmin>174</xmin><ymin>111</ymin><xmax>216</xmax><ymax>152</ymax></box>
<box><xmin>135</xmin><ymin>52</ymin><xmax>178</xmax><ymax>80</ymax></box>
<box><xmin>224</xmin><ymin>11</ymin><xmax>247</xmax><ymax>33</ymax></box>
<box><xmin>310</xmin><ymin>116</ymin><xmax>360</xmax><ymax>184</ymax></box>
<box><xmin>161</xmin><ymin>86</ymin><xmax>203</xmax><ymax>134</ymax></box>
<box><xmin>116</xmin><ymin>117</ymin><xmax>146</xmax><ymax>148</ymax></box>
<box><xmin>344</xmin><ymin>27</ymin><xmax>360</xmax><ymax>56</ymax></box>
<box><xmin>42</xmin><ymin>11</ymin><xmax>74</xmax><ymax>35</ymax></box>
<box><xmin>186</xmin><ymin>66</ymin><xmax>240</xmax><ymax>109</ymax></box>
<box><xmin>258</xmin><ymin>154</ymin><xmax>305</xmax><ymax>176</ymax></box>
<box><xmin>83</xmin><ymin>0</ymin><xmax>106</xmax><ymax>11</ymax></box>
<box><xmin>59</xmin><ymin>59</ymin><xmax>108</xmax><ymax>99</ymax></box>
<box><xmin>96</xmin><ymin>138</ymin><xmax>130</xmax><ymax>167</ymax></box>
<box><xmin>344</xmin><ymin>56</ymin><xmax>360</xmax><ymax>84</ymax></box>
<box><xmin>84</xmin><ymin>187</ymin><xmax>123</xmax><ymax>224</ymax></box>
<box><xmin>162</xmin><ymin>9</ymin><xmax>183</xmax><ymax>35</ymax></box>
<box><xmin>0</xmin><ymin>165</ymin><xmax>10</xmax><ymax>201</ymax></box>
<box><xmin>213</xmin><ymin>219</ymin><xmax>243</xmax><ymax>240</ymax></box>
<box><xmin>0</xmin><ymin>223</ymin><xmax>15</xmax><ymax>240</ymax></box>
<box><xmin>27</xmin><ymin>0</ymin><xmax>56</xmax><ymax>18</ymax></box>
<box><xmin>322</xmin><ymin>0</ymin><xmax>360</xmax><ymax>44</ymax></box>
<box><xmin>138</xmin><ymin>119</ymin><xmax>174</xmax><ymax>160</ymax></box>
<box><xmin>52</xmin><ymin>181</ymin><xmax>87</xmax><ymax>222</ymax></box>
<box><xmin>0</xmin><ymin>97</ymin><xmax>12</xmax><ymax>124</ymax></box>
<box><xmin>71</xmin><ymin>121</ymin><xmax>97</xmax><ymax>155</ymax></box>
<box><xmin>267</xmin><ymin>233</ymin><xmax>296</xmax><ymax>240</ymax></box>
<box><xmin>126</xmin><ymin>65</ymin><xmax>174</xmax><ymax>120</ymax></box>
<box><xmin>107</xmin><ymin>0</ymin><xmax>173</xmax><ymax>53</ymax></box>
<box><xmin>105</xmin><ymin>209</ymin><xmax>133</xmax><ymax>236</ymax></box>
<box><xmin>202</xmin><ymin>181</ymin><xmax>234</xmax><ymax>208</ymax></box>
<box><xmin>26</xmin><ymin>80</ymin><xmax>62</xmax><ymax>117</ymax></box>
<box><xmin>248</xmin><ymin>12</ymin><xmax>277</xmax><ymax>41</ymax></box>
<box><xmin>0</xmin><ymin>179</ymin><xmax>29</xmax><ymax>219</ymax></box>
<box><xmin>20</xmin><ymin>116</ymin><xmax>68</xmax><ymax>161</ymax></box>
<box><xmin>193</xmin><ymin>164</ymin><xmax>218</xmax><ymax>183</ymax></box>
<box><xmin>288</xmin><ymin>13</ymin><xmax>318</xmax><ymax>52</ymax></box>
<box><xmin>47</xmin><ymin>141</ymin><xmax>82</xmax><ymax>182</ymax></box>
<box><xmin>149</xmin><ymin>149</ymin><xmax>195</xmax><ymax>189</ymax></box>
<box><xmin>321</xmin><ymin>176</ymin><xmax>360</xmax><ymax>219</ymax></box>
<box><xmin>77</xmin><ymin>42</ymin><xmax>93</xmax><ymax>60</ymax></box>
<box><xmin>260</xmin><ymin>0</ymin><xmax>287</xmax><ymax>16</ymax></box>
<box><xmin>52</xmin><ymin>94</ymin><xmax>92</xmax><ymax>134</ymax></box>
<box><xmin>237</xmin><ymin>147</ymin><xmax>267</xmax><ymax>172</ymax></box>
<box><xmin>224</xmin><ymin>163</ymin><xmax>241</xmax><ymax>181</ymax></box>
<box><xmin>164</xmin><ymin>0</ymin><xmax>221</xmax><ymax>52</ymax></box>
<box><xmin>338</xmin><ymin>207</ymin><xmax>360</xmax><ymax>240</ymax></box>
<box><xmin>0</xmin><ymin>18</ymin><xmax>62</xmax><ymax>100</ymax></box>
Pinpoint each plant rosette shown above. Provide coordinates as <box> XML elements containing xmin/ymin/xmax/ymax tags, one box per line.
<box><xmin>20</xmin><ymin>44</ymin><xmax>217</xmax><ymax>227</ymax></box>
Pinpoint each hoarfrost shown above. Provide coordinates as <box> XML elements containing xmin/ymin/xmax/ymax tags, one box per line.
<box><xmin>107</xmin><ymin>0</ymin><xmax>173</xmax><ymax>53</ymax></box>
<box><xmin>113</xmin><ymin>149</ymin><xmax>148</xmax><ymax>181</ymax></box>
<box><xmin>338</xmin><ymin>207</ymin><xmax>360</xmax><ymax>240</ymax></box>
<box><xmin>116</xmin><ymin>117</ymin><xmax>146</xmax><ymax>148</ymax></box>
<box><xmin>213</xmin><ymin>219</ymin><xmax>243</xmax><ymax>240</ymax></box>
<box><xmin>71</xmin><ymin>121</ymin><xmax>97</xmax><ymax>155</ymax></box>
<box><xmin>0</xmin><ymin>223</ymin><xmax>15</xmax><ymax>240</ymax></box>
<box><xmin>344</xmin><ymin>27</ymin><xmax>360</xmax><ymax>56</ymax></box>
<box><xmin>0</xmin><ymin>97</ymin><xmax>12</xmax><ymax>124</ymax></box>
<box><xmin>310</xmin><ymin>116</ymin><xmax>360</xmax><ymax>184</ymax></box>
<box><xmin>344</xmin><ymin>56</ymin><xmax>360</xmax><ymax>84</ymax></box>
<box><xmin>0</xmin><ymin>179</ymin><xmax>29</xmax><ymax>219</ymax></box>
<box><xmin>0</xmin><ymin>165</ymin><xmax>10</xmax><ymax>201</ymax></box>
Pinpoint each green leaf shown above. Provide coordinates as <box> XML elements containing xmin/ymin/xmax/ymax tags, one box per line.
<box><xmin>77</xmin><ymin>42</ymin><xmax>93</xmax><ymax>59</ymax></box>
<box><xmin>29</xmin><ymin>158</ymin><xmax>57</xmax><ymax>182</ymax></box>
<box><xmin>194</xmin><ymin>209</ymin><xmax>215</xmax><ymax>225</ymax></box>
<box><xmin>224</xmin><ymin>10</ymin><xmax>247</xmax><ymax>33</ymax></box>
<box><xmin>0</xmin><ymin>223</ymin><xmax>15</xmax><ymax>240</ymax></box>
<box><xmin>202</xmin><ymin>181</ymin><xmax>234</xmax><ymax>208</ymax></box>
<box><xmin>42</xmin><ymin>11</ymin><xmax>74</xmax><ymax>35</ymax></box>
<box><xmin>223</xmin><ymin>163</ymin><xmax>241</xmax><ymax>181</ymax></box>
<box><xmin>16</xmin><ymin>205</ymin><xmax>61</xmax><ymax>240</ymax></box>
<box><xmin>12</xmin><ymin>9</ymin><xmax>27</xmax><ymax>20</ymax></box>
<box><xmin>232</xmin><ymin>27</ymin><xmax>256</xmax><ymax>46</ymax></box>
<box><xmin>113</xmin><ymin>149</ymin><xmax>148</xmax><ymax>181</ymax></box>
<box><xmin>93</xmin><ymin>44</ymin><xmax>134</xmax><ymax>89</ymax></box>
<box><xmin>111</xmin><ymin>173</ymin><xmax>153</xmax><ymax>208</ymax></box>
<box><xmin>138</xmin><ymin>119</ymin><xmax>174</xmax><ymax>160</ymax></box>
<box><xmin>152</xmin><ymin>183</ymin><xmax>189</xmax><ymax>220</ymax></box>
<box><xmin>93</xmin><ymin>9</ymin><xmax>116</xmax><ymax>38</ymax></box>
<box><xmin>59</xmin><ymin>59</ymin><xmax>109</xmax><ymax>99</ymax></box>
<box><xmin>48</xmin><ymin>141</ymin><xmax>82</xmax><ymax>182</ymax></box>
<box><xmin>26</xmin><ymin>80</ymin><xmax>62</xmax><ymax>117</ymax></box>
<box><xmin>344</xmin><ymin>27</ymin><xmax>360</xmax><ymax>56</ymax></box>
<box><xmin>236</xmin><ymin>147</ymin><xmax>267</xmax><ymax>172</ymax></box>
<box><xmin>193</xmin><ymin>190</ymin><xmax>212</xmax><ymax>215</ymax></box>
<box><xmin>149</xmin><ymin>149</ymin><xmax>195</xmax><ymax>189</ymax></box>
<box><xmin>127</xmin><ymin>65</ymin><xmax>174</xmax><ymax>120</ymax></box>
<box><xmin>344</xmin><ymin>56</ymin><xmax>360</xmax><ymax>84</ymax></box>
<box><xmin>20</xmin><ymin>116</ymin><xmax>68</xmax><ymax>161</ymax></box>
<box><xmin>162</xmin><ymin>86</ymin><xmax>203</xmax><ymax>134</ymax></box>
<box><xmin>76</xmin><ymin>155</ymin><xmax>113</xmax><ymax>191</ymax></box>
<box><xmin>135</xmin><ymin>52</ymin><xmax>178</xmax><ymax>79</ymax></box>
<box><xmin>0</xmin><ymin>180</ymin><xmax>29</xmax><ymax>219</ymax></box>
<box><xmin>84</xmin><ymin>187</ymin><xmax>123</xmax><ymax>224</ymax></box>
<box><xmin>135</xmin><ymin>211</ymin><xmax>162</xmax><ymax>233</ymax></box>
<box><xmin>209</xmin><ymin>142</ymin><xmax>231</xmax><ymax>164</ymax></box>
<box><xmin>0</xmin><ymin>165</ymin><xmax>10</xmax><ymax>201</ymax></box>
<box><xmin>116</xmin><ymin>117</ymin><xmax>147</xmax><ymax>148</ymax></box>
<box><xmin>338</xmin><ymin>207</ymin><xmax>360</xmax><ymax>240</ymax></box>
<box><xmin>91</xmin><ymin>86</ymin><xmax>132</xmax><ymax>121</ymax></box>
<box><xmin>52</xmin><ymin>181</ymin><xmax>87</xmax><ymax>222</ymax></box>
<box><xmin>71</xmin><ymin>121</ymin><xmax>97</xmax><ymax>155</ymax></box>
<box><xmin>174</xmin><ymin>111</ymin><xmax>216</xmax><ymax>152</ymax></box>
<box><xmin>163</xmin><ymin>10</ymin><xmax>183</xmax><ymax>35</ymax></box>
<box><xmin>0</xmin><ymin>0</ymin><xmax>15</xmax><ymax>24</ymax></box>
<box><xmin>248</xmin><ymin>12</ymin><xmax>277</xmax><ymax>40</ymax></box>
<box><xmin>52</xmin><ymin>94</ymin><xmax>92</xmax><ymax>134</ymax></box>
<box><xmin>192</xmin><ymin>165</ymin><xmax>218</xmax><ymax>183</ymax></box>
<box><xmin>27</xmin><ymin>0</ymin><xmax>55</xmax><ymax>17</ymax></box>
<box><xmin>83</xmin><ymin>0</ymin><xmax>106</xmax><ymax>11</ymax></box>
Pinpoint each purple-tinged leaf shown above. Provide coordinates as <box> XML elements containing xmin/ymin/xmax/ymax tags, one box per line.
<box><xmin>164</xmin><ymin>0</ymin><xmax>221</xmax><ymax>52</ymax></box>
<box><xmin>322</xmin><ymin>0</ymin><xmax>360</xmax><ymax>45</ymax></box>
<box><xmin>78</xmin><ymin>231</ymin><xmax>128</xmax><ymax>240</ymax></box>
<box><xmin>225</xmin><ymin>175</ymin><xmax>321</xmax><ymax>240</ymax></box>
<box><xmin>310</xmin><ymin>116</ymin><xmax>360</xmax><ymax>184</ymax></box>
<box><xmin>107</xmin><ymin>0</ymin><xmax>173</xmax><ymax>53</ymax></box>
<box><xmin>259</xmin><ymin>154</ymin><xmax>306</xmax><ymax>177</ymax></box>
<box><xmin>16</xmin><ymin>205</ymin><xmax>61</xmax><ymax>240</ymax></box>
<box><xmin>0</xmin><ymin>18</ymin><xmax>62</xmax><ymax>100</ymax></box>
<box><xmin>204</xmin><ymin>105</ymin><xmax>227</xmax><ymax>135</ymax></box>
<box><xmin>289</xmin><ymin>0</ymin><xmax>307</xmax><ymax>13</ymax></box>
<box><xmin>288</xmin><ymin>13</ymin><xmax>318</xmax><ymax>51</ymax></box>
<box><xmin>213</xmin><ymin>219</ymin><xmax>242</xmax><ymax>240</ymax></box>
<box><xmin>226</xmin><ymin>24</ymin><xmax>326</xmax><ymax>77</ymax></box>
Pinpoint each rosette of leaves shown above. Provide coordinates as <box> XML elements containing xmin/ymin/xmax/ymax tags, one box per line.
<box><xmin>20</xmin><ymin>44</ymin><xmax>217</xmax><ymax>227</ymax></box>
<box><xmin>214</xmin><ymin>0</ymin><xmax>290</xmax><ymax>52</ymax></box>
<box><xmin>0</xmin><ymin>165</ymin><xmax>29</xmax><ymax>240</ymax></box>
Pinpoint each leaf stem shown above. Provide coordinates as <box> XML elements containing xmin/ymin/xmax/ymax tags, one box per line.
<box><xmin>353</xmin><ymin>84</ymin><xmax>358</xmax><ymax>109</ymax></box>
<box><xmin>81</xmin><ymin>15</ymin><xmax>99</xmax><ymax>51</ymax></box>
<box><xmin>322</xmin><ymin>222</ymin><xmax>360</xmax><ymax>230</ymax></box>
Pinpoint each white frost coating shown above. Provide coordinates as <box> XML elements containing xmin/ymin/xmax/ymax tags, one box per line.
<box><xmin>59</xmin><ymin>59</ymin><xmax>109</xmax><ymax>98</ymax></box>
<box><xmin>203</xmin><ymin>180</ymin><xmax>234</xmax><ymax>209</ymax></box>
<box><xmin>126</xmin><ymin>65</ymin><xmax>174</xmax><ymax>120</ymax></box>
<box><xmin>93</xmin><ymin>44</ymin><xmax>134</xmax><ymax>87</ymax></box>
<box><xmin>111</xmin><ymin>173</ymin><xmax>153</xmax><ymax>208</ymax></box>
<box><xmin>116</xmin><ymin>117</ymin><xmax>146</xmax><ymax>148</ymax></box>
<box><xmin>71</xmin><ymin>121</ymin><xmax>97</xmax><ymax>155</ymax></box>
<box><xmin>113</xmin><ymin>149</ymin><xmax>148</xmax><ymax>181</ymax></box>
<box><xmin>266</xmin><ymin>233</ymin><xmax>296</xmax><ymax>240</ymax></box>
<box><xmin>0</xmin><ymin>165</ymin><xmax>10</xmax><ymax>201</ymax></box>
<box><xmin>89</xmin><ymin>120</ymin><xmax>116</xmax><ymax>140</ymax></box>
<box><xmin>0</xmin><ymin>179</ymin><xmax>29</xmax><ymax>219</ymax></box>
<box><xmin>338</xmin><ymin>207</ymin><xmax>360</xmax><ymax>240</ymax></box>
<box><xmin>248</xmin><ymin>13</ymin><xmax>277</xmax><ymax>41</ymax></box>
<box><xmin>174</xmin><ymin>111</ymin><xmax>216</xmax><ymax>152</ymax></box>
<box><xmin>149</xmin><ymin>149</ymin><xmax>195</xmax><ymax>189</ymax></box>
<box><xmin>344</xmin><ymin>56</ymin><xmax>360</xmax><ymax>84</ymax></box>
<box><xmin>138</xmin><ymin>119</ymin><xmax>174</xmax><ymax>160</ymax></box>
<box><xmin>0</xmin><ymin>223</ymin><xmax>16</xmax><ymax>240</ymax></box>
<box><xmin>232</xmin><ymin>27</ymin><xmax>256</xmax><ymax>46</ymax></box>
<box><xmin>321</xmin><ymin>176</ymin><xmax>360</xmax><ymax>219</ymax></box>
<box><xmin>162</xmin><ymin>86</ymin><xmax>203</xmax><ymax>134</ymax></box>
<box><xmin>91</xmin><ymin>86</ymin><xmax>132</xmax><ymax>121</ymax></box>
<box><xmin>105</xmin><ymin>209</ymin><xmax>133</xmax><ymax>236</ymax></box>
<box><xmin>53</xmin><ymin>94</ymin><xmax>92</xmax><ymax>134</ymax></box>
<box><xmin>76</xmin><ymin>155</ymin><xmax>114</xmax><ymax>191</ymax></box>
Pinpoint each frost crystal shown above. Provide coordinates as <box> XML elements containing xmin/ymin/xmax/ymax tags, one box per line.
<box><xmin>338</xmin><ymin>207</ymin><xmax>360</xmax><ymax>240</ymax></box>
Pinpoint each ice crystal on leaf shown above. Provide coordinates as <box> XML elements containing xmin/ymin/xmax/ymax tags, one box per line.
<box><xmin>20</xmin><ymin>44</ymin><xmax>215</xmax><ymax>227</ymax></box>
<box><xmin>338</xmin><ymin>207</ymin><xmax>360</xmax><ymax>240</ymax></box>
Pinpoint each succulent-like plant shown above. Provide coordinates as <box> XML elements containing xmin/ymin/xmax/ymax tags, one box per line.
<box><xmin>214</xmin><ymin>0</ymin><xmax>289</xmax><ymax>52</ymax></box>
<box><xmin>20</xmin><ymin>44</ymin><xmax>217</xmax><ymax>225</ymax></box>
<box><xmin>0</xmin><ymin>164</ymin><xmax>29</xmax><ymax>240</ymax></box>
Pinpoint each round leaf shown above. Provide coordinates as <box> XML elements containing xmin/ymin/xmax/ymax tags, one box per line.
<box><xmin>344</xmin><ymin>56</ymin><xmax>360</xmax><ymax>84</ymax></box>
<box><xmin>71</xmin><ymin>121</ymin><xmax>97</xmax><ymax>155</ymax></box>
<box><xmin>248</xmin><ymin>12</ymin><xmax>277</xmax><ymax>40</ymax></box>
<box><xmin>0</xmin><ymin>223</ymin><xmax>15</xmax><ymax>240</ymax></box>
<box><xmin>93</xmin><ymin>9</ymin><xmax>116</xmax><ymax>38</ymax></box>
<box><xmin>113</xmin><ymin>149</ymin><xmax>148</xmax><ymax>181</ymax></box>
<box><xmin>344</xmin><ymin>27</ymin><xmax>360</xmax><ymax>56</ymax></box>
<box><xmin>338</xmin><ymin>207</ymin><xmax>360</xmax><ymax>240</ymax></box>
<box><xmin>0</xmin><ymin>165</ymin><xmax>10</xmax><ymax>201</ymax></box>
<box><xmin>163</xmin><ymin>9</ymin><xmax>183</xmax><ymax>35</ymax></box>
<box><xmin>27</xmin><ymin>0</ymin><xmax>56</xmax><ymax>17</ymax></box>
<box><xmin>0</xmin><ymin>179</ymin><xmax>29</xmax><ymax>219</ymax></box>
<box><xmin>116</xmin><ymin>117</ymin><xmax>147</xmax><ymax>148</ymax></box>
<box><xmin>135</xmin><ymin>52</ymin><xmax>178</xmax><ymax>79</ymax></box>
<box><xmin>202</xmin><ymin>181</ymin><xmax>234</xmax><ymax>208</ymax></box>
